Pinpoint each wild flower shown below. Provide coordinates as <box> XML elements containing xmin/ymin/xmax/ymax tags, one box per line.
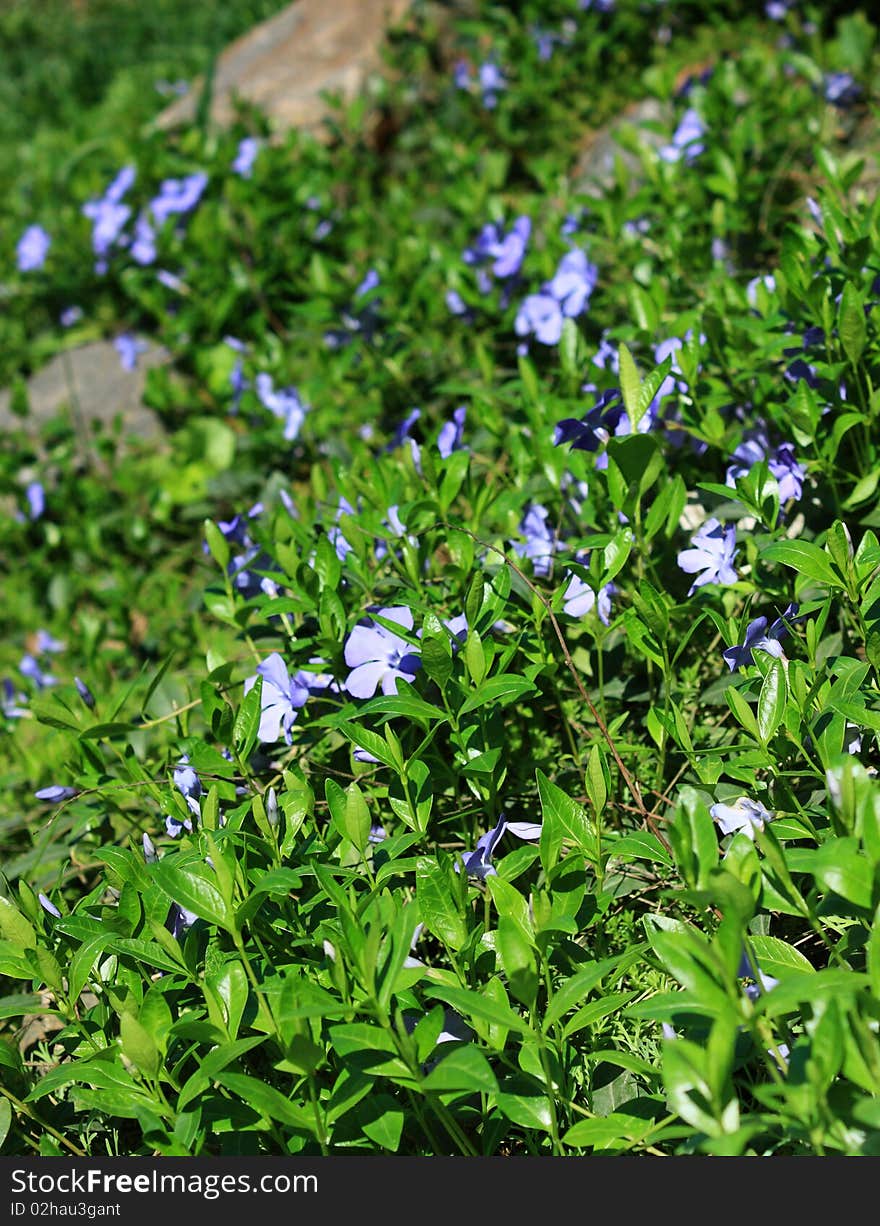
<box><xmin>677</xmin><ymin>518</ymin><xmax>738</xmax><ymax>594</ymax></box>
<box><xmin>114</xmin><ymin>334</ymin><xmax>149</xmax><ymax>371</ymax></box>
<box><xmin>343</xmin><ymin>607</ymin><xmax>422</xmax><ymax>698</ymax></box>
<box><xmin>710</xmin><ymin>796</ymin><xmax>773</xmax><ymax>839</ymax></box>
<box><xmin>244</xmin><ymin>653</ymin><xmax>313</xmax><ymax>745</ymax></box>
<box><xmin>232</xmin><ymin>137</ymin><xmax>261</xmax><ymax>178</ymax></box>
<box><xmin>437</xmin><ymin>406</ymin><xmax>467</xmax><ymax>458</ymax></box>
<box><xmin>17</xmin><ymin>224</ymin><xmax>51</xmax><ymax>272</ymax></box>
<box><xmin>512</xmin><ymin>504</ymin><xmax>558</xmax><ymax>578</ymax></box>
<box><xmin>723</xmin><ymin>603</ymin><xmax>801</xmax><ymax>672</ymax></box>
<box><xmin>658</xmin><ymin>108</ymin><xmax>706</xmax><ymax>163</ymax></box>
<box><xmin>254</xmin><ymin>373</ymin><xmax>308</xmax><ymax>442</ymax></box>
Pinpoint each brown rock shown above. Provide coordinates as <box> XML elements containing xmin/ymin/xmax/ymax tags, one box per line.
<box><xmin>156</xmin><ymin>0</ymin><xmax>413</xmax><ymax>135</ymax></box>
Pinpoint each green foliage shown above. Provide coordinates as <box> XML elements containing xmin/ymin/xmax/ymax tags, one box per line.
<box><xmin>2</xmin><ymin>0</ymin><xmax>880</xmax><ymax>1158</ymax></box>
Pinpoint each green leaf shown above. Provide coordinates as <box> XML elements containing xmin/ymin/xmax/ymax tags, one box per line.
<box><xmin>214</xmin><ymin>1073</ymin><xmax>317</xmax><ymax>1133</ymax></box>
<box><xmin>537</xmin><ymin>769</ymin><xmax>597</xmax><ymax>867</ymax></box>
<box><xmin>458</xmin><ymin>674</ymin><xmax>537</xmax><ymax>715</ymax></box>
<box><xmin>761</xmin><ymin>540</ymin><xmax>845</xmax><ymax>590</ymax></box>
<box><xmin>120</xmin><ymin>1013</ymin><xmax>160</xmax><ymax>1080</ymax></box>
<box><xmin>233</xmin><ymin>675</ymin><xmax>263</xmax><ymax>759</ymax></box>
<box><xmin>618</xmin><ymin>343</ymin><xmax>641</xmax><ymax>424</ymax></box>
<box><xmin>203</xmin><ymin>519</ymin><xmax>230</xmax><ymax>571</ymax></box>
<box><xmin>415</xmin><ymin>857</ymin><xmax>467</xmax><ymax>950</ymax></box>
<box><xmin>838</xmin><ymin>282</ymin><xmax>867</xmax><ymax>366</ymax></box>
<box><xmin>424</xmin><ymin>984</ymin><xmax>530</xmax><ymax>1036</ymax></box>
<box><xmin>494</xmin><ymin>1091</ymin><xmax>554</xmax><ymax>1132</ymax></box>
<box><xmin>359</xmin><ymin>1095</ymin><xmax>405</xmax><ymax>1151</ymax></box>
<box><xmin>420</xmin><ymin>1046</ymin><xmax>498</xmax><ymax>1095</ymax></box>
<box><xmin>0</xmin><ymin>897</ymin><xmax>37</xmax><ymax>950</ymax></box>
<box><xmin>152</xmin><ymin>860</ymin><xmax>233</xmax><ymax>931</ymax></box>
<box><xmin>757</xmin><ymin>658</ymin><xmax>787</xmax><ymax>746</ymax></box>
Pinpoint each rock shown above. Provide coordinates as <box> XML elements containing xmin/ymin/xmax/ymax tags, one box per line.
<box><xmin>0</xmin><ymin>340</ymin><xmax>168</xmax><ymax>439</ymax></box>
<box><xmin>573</xmin><ymin>97</ymin><xmax>672</xmax><ymax>193</ymax></box>
<box><xmin>156</xmin><ymin>0</ymin><xmax>413</xmax><ymax>135</ymax></box>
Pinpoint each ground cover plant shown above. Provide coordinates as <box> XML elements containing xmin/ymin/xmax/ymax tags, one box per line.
<box><xmin>2</xmin><ymin>0</ymin><xmax>880</xmax><ymax>1156</ymax></box>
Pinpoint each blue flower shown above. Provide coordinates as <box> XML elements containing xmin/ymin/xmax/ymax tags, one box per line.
<box><xmin>130</xmin><ymin>213</ymin><xmax>157</xmax><ymax>265</ymax></box>
<box><xmin>20</xmin><ymin>654</ymin><xmax>57</xmax><ymax>689</ymax></box>
<box><xmin>244</xmin><ymin>653</ymin><xmax>313</xmax><ymax>745</ymax></box>
<box><xmin>548</xmin><ymin>249</ymin><xmax>598</xmax><ymax>318</ymax></box>
<box><xmin>232</xmin><ymin>137</ymin><xmax>261</xmax><ymax>178</ymax></box>
<box><xmin>515</xmin><ymin>293</ymin><xmax>564</xmax><ymax>346</ymax></box>
<box><xmin>17</xmin><ymin>225</ymin><xmax>51</xmax><ymax>272</ymax></box>
<box><xmin>458</xmin><ymin>814</ymin><xmax>506</xmax><ymax>880</ymax></box>
<box><xmin>150</xmin><ymin>173</ymin><xmax>208</xmax><ymax>226</ymax></box>
<box><xmin>35</xmin><ymin>785</ymin><xmax>77</xmax><ymax>803</ymax></box>
<box><xmin>173</xmin><ymin>756</ymin><xmax>203</xmax><ymax>820</ymax></box>
<box><xmin>710</xmin><ymin>796</ymin><xmax>773</xmax><ymax>840</ymax></box>
<box><xmin>255</xmin><ymin>373</ymin><xmax>308</xmax><ymax>441</ymax></box>
<box><xmin>723</xmin><ymin>603</ymin><xmax>801</xmax><ymax>672</ymax></box>
<box><xmin>658</xmin><ymin>108</ymin><xmax>706</xmax><ymax>164</ymax></box>
<box><xmin>512</xmin><ymin>504</ymin><xmax>558</xmax><ymax>578</ymax></box>
<box><xmin>553</xmin><ymin>389</ymin><xmax>624</xmax><ymax>453</ymax></box>
<box><xmin>24</xmin><ymin>475</ymin><xmax>44</xmax><ymax>519</ymax></box>
<box><xmin>562</xmin><ymin>570</ymin><xmax>614</xmax><ymax>625</ymax></box>
<box><xmin>824</xmin><ymin>72</ymin><xmax>860</xmax><ymax>107</ymax></box>
<box><xmin>437</xmin><ymin>405</ymin><xmax>466</xmax><ymax>458</ymax></box>
<box><xmin>677</xmin><ymin>518</ymin><xmax>738</xmax><ymax>594</ymax></box>
<box><xmin>114</xmin><ymin>334</ymin><xmax>149</xmax><ymax>372</ymax></box>
<box><xmin>343</xmin><ymin>607</ymin><xmax>422</xmax><ymax>699</ymax></box>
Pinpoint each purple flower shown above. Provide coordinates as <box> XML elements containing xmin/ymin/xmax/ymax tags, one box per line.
<box><xmin>74</xmin><ymin>676</ymin><xmax>96</xmax><ymax>709</ymax></box>
<box><xmin>82</xmin><ymin>193</ymin><xmax>130</xmax><ymax>270</ymax></box>
<box><xmin>25</xmin><ymin>482</ymin><xmax>45</xmax><ymax>520</ymax></box>
<box><xmin>106</xmin><ymin>166</ymin><xmax>137</xmax><ymax>203</ymax></box>
<box><xmin>562</xmin><ymin>571</ymin><xmax>614</xmax><ymax>625</ymax></box>
<box><xmin>726</xmin><ymin>432</ymin><xmax>805</xmax><ymax>504</ymax></box>
<box><xmin>453</xmin><ymin>60</ymin><xmax>472</xmax><ymax>89</ymax></box>
<box><xmin>723</xmin><ymin>603</ymin><xmax>801</xmax><ymax>672</ymax></box>
<box><xmin>232</xmin><ymin>137</ymin><xmax>261</xmax><ymax>178</ymax></box>
<box><xmin>490</xmin><ymin>217</ymin><xmax>531</xmax><ymax>279</ymax></box>
<box><xmin>548</xmin><ymin>249</ymin><xmax>598</xmax><ymax>318</ymax></box>
<box><xmin>173</xmin><ymin>756</ymin><xmax>202</xmax><ymax>820</ymax></box>
<box><xmin>478</xmin><ymin>61</ymin><xmax>506</xmax><ymax>108</ymax></box>
<box><xmin>114</xmin><ymin>334</ymin><xmax>149</xmax><ymax>371</ymax></box>
<box><xmin>458</xmin><ymin>814</ymin><xmax>507</xmax><ymax>880</ymax></box>
<box><xmin>244</xmin><ymin>652</ymin><xmax>312</xmax><ymax>745</ymax></box>
<box><xmin>677</xmin><ymin>518</ymin><xmax>739</xmax><ymax>594</ymax></box>
<box><xmin>710</xmin><ymin>796</ymin><xmax>772</xmax><ymax>840</ymax></box>
<box><xmin>130</xmin><ymin>213</ymin><xmax>157</xmax><ymax>265</ymax></box>
<box><xmin>20</xmin><ymin>654</ymin><xmax>57</xmax><ymax>689</ymax></box>
<box><xmin>659</xmin><ymin>108</ymin><xmax>706</xmax><ymax>164</ymax></box>
<box><xmin>38</xmin><ymin>893</ymin><xmax>62</xmax><ymax>919</ymax></box>
<box><xmin>512</xmin><ymin>504</ymin><xmax>557</xmax><ymax>578</ymax></box>
<box><xmin>343</xmin><ymin>607</ymin><xmax>422</xmax><ymax>698</ymax></box>
<box><xmin>328</xmin><ymin>496</ymin><xmax>355</xmax><ymax>561</ymax></box>
<box><xmin>515</xmin><ymin>293</ymin><xmax>564</xmax><ymax>346</ymax></box>
<box><xmin>438</xmin><ymin>405</ymin><xmax>467</xmax><ymax>458</ymax></box>
<box><xmin>34</xmin><ymin>630</ymin><xmax>64</xmax><ymax>654</ymax></box>
<box><xmin>2</xmin><ymin>679</ymin><xmax>28</xmax><ymax>719</ymax></box>
<box><xmin>35</xmin><ymin>785</ymin><xmax>77</xmax><ymax>803</ymax></box>
<box><xmin>60</xmin><ymin>306</ymin><xmax>83</xmax><ymax>328</ymax></box>
<box><xmin>150</xmin><ymin>173</ymin><xmax>208</xmax><ymax>226</ymax></box>
<box><xmin>355</xmin><ymin>268</ymin><xmax>381</xmax><ymax>298</ymax></box>
<box><xmin>446</xmin><ymin>289</ymin><xmax>470</xmax><ymax>317</ymax></box>
<box><xmin>824</xmin><ymin>72</ymin><xmax>860</xmax><ymax>107</ymax></box>
<box><xmin>255</xmin><ymin>373</ymin><xmax>308</xmax><ymax>441</ymax></box>
<box><xmin>17</xmin><ymin>225</ymin><xmax>51</xmax><ymax>272</ymax></box>
<box><xmin>553</xmin><ymin>389</ymin><xmax>624</xmax><ymax>453</ymax></box>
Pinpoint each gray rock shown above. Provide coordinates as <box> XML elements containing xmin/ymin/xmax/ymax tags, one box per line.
<box><xmin>156</xmin><ymin>0</ymin><xmax>413</xmax><ymax>135</ymax></box>
<box><xmin>573</xmin><ymin>97</ymin><xmax>673</xmax><ymax>193</ymax></box>
<box><xmin>0</xmin><ymin>340</ymin><xmax>168</xmax><ymax>439</ymax></box>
